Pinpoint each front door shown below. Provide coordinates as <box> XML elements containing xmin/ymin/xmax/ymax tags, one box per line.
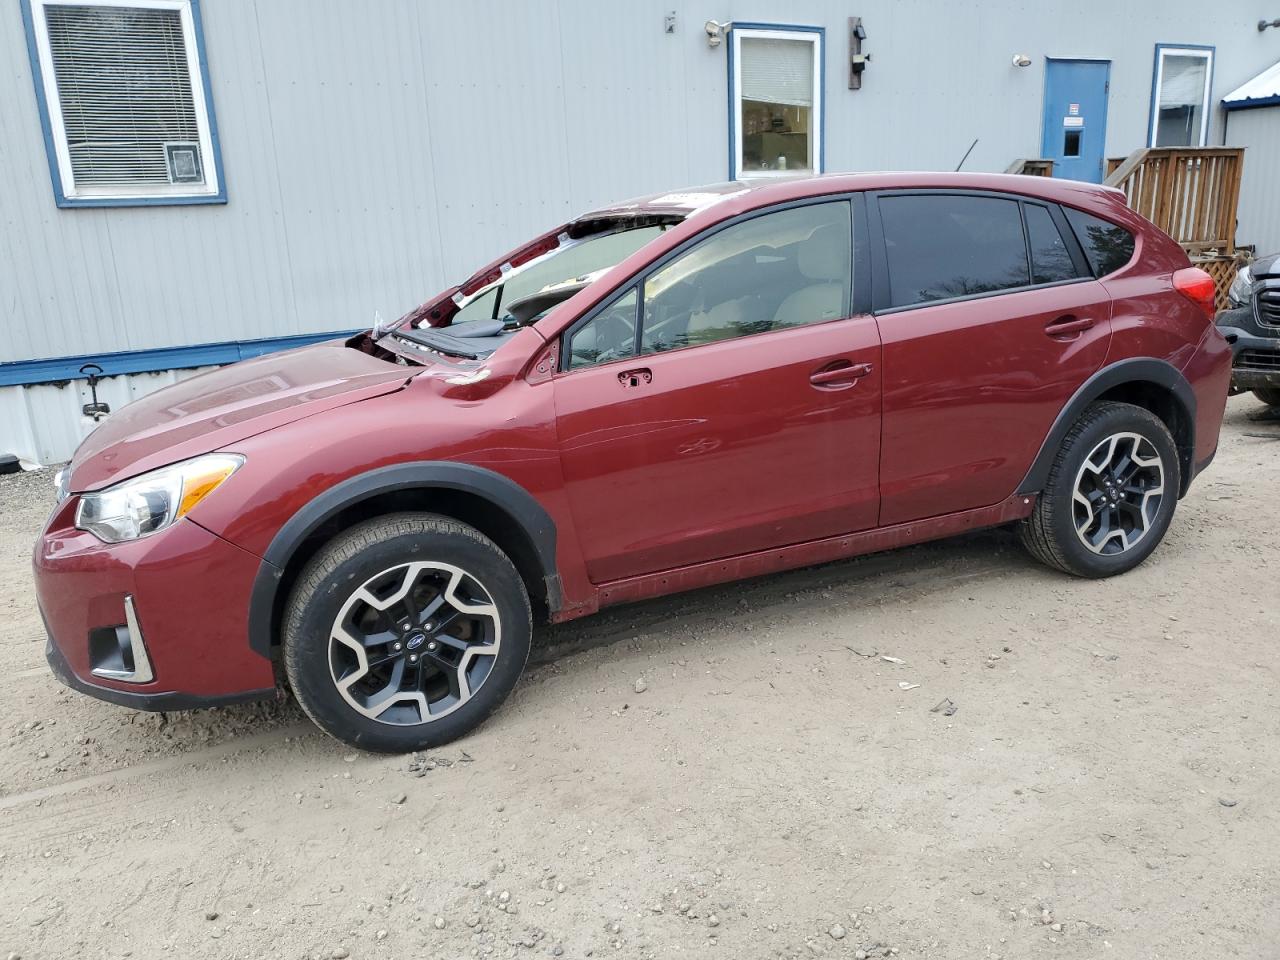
<box><xmin>1041</xmin><ymin>59</ymin><xmax>1110</xmax><ymax>183</ymax></box>
<box><xmin>553</xmin><ymin>200</ymin><xmax>882</xmax><ymax>584</ymax></box>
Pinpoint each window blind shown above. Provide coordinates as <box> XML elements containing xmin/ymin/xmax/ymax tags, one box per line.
<box><xmin>43</xmin><ymin>4</ymin><xmax>203</xmax><ymax>187</ymax></box>
<box><xmin>740</xmin><ymin>37</ymin><xmax>814</xmax><ymax>107</ymax></box>
<box><xmin>1159</xmin><ymin>54</ymin><xmax>1209</xmax><ymax>109</ymax></box>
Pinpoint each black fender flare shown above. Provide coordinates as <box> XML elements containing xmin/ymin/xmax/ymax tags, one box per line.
<box><xmin>247</xmin><ymin>462</ymin><xmax>559</xmax><ymax>657</ymax></box>
<box><xmin>1016</xmin><ymin>357</ymin><xmax>1197</xmax><ymax>496</ymax></box>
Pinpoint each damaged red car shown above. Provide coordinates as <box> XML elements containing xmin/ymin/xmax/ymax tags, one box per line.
<box><xmin>35</xmin><ymin>173</ymin><xmax>1231</xmax><ymax>752</ymax></box>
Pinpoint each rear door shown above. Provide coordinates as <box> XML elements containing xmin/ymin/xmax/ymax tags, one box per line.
<box><xmin>869</xmin><ymin>190</ymin><xmax>1113</xmax><ymax>526</ymax></box>
<box><xmin>552</xmin><ymin>198</ymin><xmax>883</xmax><ymax>584</ymax></box>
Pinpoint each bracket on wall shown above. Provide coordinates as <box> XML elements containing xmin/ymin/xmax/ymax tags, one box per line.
<box><xmin>79</xmin><ymin>363</ymin><xmax>110</xmax><ymax>420</ymax></box>
<box><xmin>848</xmin><ymin>17</ymin><xmax>870</xmax><ymax>89</ymax></box>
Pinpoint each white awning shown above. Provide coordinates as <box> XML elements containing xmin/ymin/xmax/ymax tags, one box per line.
<box><xmin>1223</xmin><ymin>60</ymin><xmax>1280</xmax><ymax>110</ymax></box>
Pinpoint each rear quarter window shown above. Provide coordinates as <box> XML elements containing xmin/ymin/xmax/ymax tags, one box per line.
<box><xmin>1062</xmin><ymin>207</ymin><xmax>1135</xmax><ymax>277</ymax></box>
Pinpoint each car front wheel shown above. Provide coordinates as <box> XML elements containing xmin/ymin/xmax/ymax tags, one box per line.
<box><xmin>1018</xmin><ymin>401</ymin><xmax>1180</xmax><ymax>578</ymax></box>
<box><xmin>1253</xmin><ymin>388</ymin><xmax>1280</xmax><ymax>407</ymax></box>
<box><xmin>282</xmin><ymin>513</ymin><xmax>531</xmax><ymax>753</ymax></box>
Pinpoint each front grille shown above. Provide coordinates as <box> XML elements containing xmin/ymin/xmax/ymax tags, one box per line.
<box><xmin>1236</xmin><ymin>349</ymin><xmax>1280</xmax><ymax>370</ymax></box>
<box><xmin>1258</xmin><ymin>288</ymin><xmax>1280</xmax><ymax>328</ymax></box>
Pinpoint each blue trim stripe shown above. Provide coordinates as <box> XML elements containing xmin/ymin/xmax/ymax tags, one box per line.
<box><xmin>0</xmin><ymin>330</ymin><xmax>359</xmax><ymax>387</ymax></box>
<box><xmin>21</xmin><ymin>0</ymin><xmax>228</xmax><ymax>208</ymax></box>
<box><xmin>726</xmin><ymin>22</ymin><xmax>826</xmax><ymax>180</ymax></box>
<box><xmin>1223</xmin><ymin>94</ymin><xmax>1280</xmax><ymax>112</ymax></box>
<box><xmin>20</xmin><ymin>0</ymin><xmax>65</xmax><ymax>205</ymax></box>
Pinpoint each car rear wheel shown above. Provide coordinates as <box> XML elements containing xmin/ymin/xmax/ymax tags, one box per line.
<box><xmin>1018</xmin><ymin>401</ymin><xmax>1180</xmax><ymax>578</ymax></box>
<box><xmin>1252</xmin><ymin>388</ymin><xmax>1280</xmax><ymax>407</ymax></box>
<box><xmin>282</xmin><ymin>513</ymin><xmax>531</xmax><ymax>753</ymax></box>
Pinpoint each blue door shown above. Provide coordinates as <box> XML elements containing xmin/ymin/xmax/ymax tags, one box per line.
<box><xmin>1041</xmin><ymin>59</ymin><xmax>1110</xmax><ymax>182</ymax></box>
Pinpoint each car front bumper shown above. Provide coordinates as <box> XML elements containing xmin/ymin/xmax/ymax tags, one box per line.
<box><xmin>34</xmin><ymin>497</ymin><xmax>276</xmax><ymax>711</ymax></box>
<box><xmin>1216</xmin><ymin>304</ymin><xmax>1280</xmax><ymax>391</ymax></box>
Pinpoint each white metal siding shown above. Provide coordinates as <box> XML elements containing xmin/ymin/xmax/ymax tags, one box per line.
<box><xmin>1228</xmin><ymin>107</ymin><xmax>1280</xmax><ymax>255</ymax></box>
<box><xmin>5</xmin><ymin>0</ymin><xmax>1278</xmax><ymax>365</ymax></box>
<box><xmin>3</xmin><ymin>0</ymin><xmax>1280</xmax><ymax>463</ymax></box>
<box><xmin>0</xmin><ymin>366</ymin><xmax>219</xmax><ymax>466</ymax></box>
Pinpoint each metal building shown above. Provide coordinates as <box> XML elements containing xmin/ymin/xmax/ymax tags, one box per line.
<box><xmin>3</xmin><ymin>0</ymin><xmax>1280</xmax><ymax>464</ymax></box>
<box><xmin>1225</xmin><ymin>59</ymin><xmax>1280</xmax><ymax>257</ymax></box>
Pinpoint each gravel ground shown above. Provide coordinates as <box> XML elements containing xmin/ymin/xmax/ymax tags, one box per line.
<box><xmin>1</xmin><ymin>394</ymin><xmax>1277</xmax><ymax>960</ymax></box>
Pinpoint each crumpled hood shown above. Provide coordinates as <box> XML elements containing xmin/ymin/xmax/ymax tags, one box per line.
<box><xmin>68</xmin><ymin>340</ymin><xmax>413</xmax><ymax>491</ymax></box>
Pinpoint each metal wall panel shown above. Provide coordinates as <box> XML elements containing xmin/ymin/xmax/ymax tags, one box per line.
<box><xmin>3</xmin><ymin>0</ymin><xmax>1280</xmax><ymax>462</ymax></box>
<box><xmin>1229</xmin><ymin>108</ymin><xmax>1280</xmax><ymax>255</ymax></box>
<box><xmin>0</xmin><ymin>366</ymin><xmax>219</xmax><ymax>466</ymax></box>
<box><xmin>5</xmin><ymin>0</ymin><xmax>1278</xmax><ymax>365</ymax></box>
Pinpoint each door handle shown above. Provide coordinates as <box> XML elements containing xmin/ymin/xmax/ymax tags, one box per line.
<box><xmin>1044</xmin><ymin>315</ymin><xmax>1095</xmax><ymax>339</ymax></box>
<box><xmin>809</xmin><ymin>361</ymin><xmax>873</xmax><ymax>388</ymax></box>
<box><xmin>617</xmin><ymin>367</ymin><xmax>652</xmax><ymax>388</ymax></box>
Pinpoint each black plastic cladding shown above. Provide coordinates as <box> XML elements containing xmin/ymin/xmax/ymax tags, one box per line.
<box><xmin>246</xmin><ymin>462</ymin><xmax>560</xmax><ymax>658</ymax></box>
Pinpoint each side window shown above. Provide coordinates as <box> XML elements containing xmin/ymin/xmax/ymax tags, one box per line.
<box><xmin>1025</xmin><ymin>204</ymin><xmax>1080</xmax><ymax>285</ymax></box>
<box><xmin>639</xmin><ymin>201</ymin><xmax>851</xmax><ymax>353</ymax></box>
<box><xmin>567</xmin><ymin>289</ymin><xmax>638</xmax><ymax>369</ymax></box>
<box><xmin>879</xmin><ymin>195</ymin><xmax>1029</xmax><ymax>307</ymax></box>
<box><xmin>1063</xmin><ymin>208</ymin><xmax>1136</xmax><ymax>277</ymax></box>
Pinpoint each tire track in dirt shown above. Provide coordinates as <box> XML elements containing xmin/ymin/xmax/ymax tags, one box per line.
<box><xmin>0</xmin><ymin>724</ymin><xmax>314</xmax><ymax>848</ymax></box>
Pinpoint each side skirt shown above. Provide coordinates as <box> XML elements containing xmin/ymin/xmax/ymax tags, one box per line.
<box><xmin>586</xmin><ymin>494</ymin><xmax>1037</xmax><ymax>612</ymax></box>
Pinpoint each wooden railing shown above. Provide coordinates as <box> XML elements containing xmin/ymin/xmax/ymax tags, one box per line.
<box><xmin>1005</xmin><ymin>158</ymin><xmax>1054</xmax><ymax>177</ymax></box>
<box><xmin>1103</xmin><ymin>147</ymin><xmax>1244</xmax><ymax>254</ymax></box>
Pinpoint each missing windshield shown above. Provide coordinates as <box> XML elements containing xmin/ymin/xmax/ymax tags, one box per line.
<box><xmin>438</xmin><ymin>222</ymin><xmax>669</xmax><ymax>332</ymax></box>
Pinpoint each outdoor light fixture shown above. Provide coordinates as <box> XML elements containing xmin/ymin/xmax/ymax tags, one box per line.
<box><xmin>849</xmin><ymin>17</ymin><xmax>870</xmax><ymax>89</ymax></box>
<box><xmin>1259</xmin><ymin>17</ymin><xmax>1280</xmax><ymax>31</ymax></box>
<box><xmin>705</xmin><ymin>20</ymin><xmax>729</xmax><ymax>48</ymax></box>
<box><xmin>1012</xmin><ymin>53</ymin><xmax>1032</xmax><ymax>67</ymax></box>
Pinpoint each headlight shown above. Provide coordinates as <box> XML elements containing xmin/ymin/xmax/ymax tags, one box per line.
<box><xmin>53</xmin><ymin>467</ymin><xmax>71</xmax><ymax>502</ymax></box>
<box><xmin>1228</xmin><ymin>263</ymin><xmax>1253</xmax><ymax>307</ymax></box>
<box><xmin>75</xmin><ymin>453</ymin><xmax>244</xmax><ymax>543</ymax></box>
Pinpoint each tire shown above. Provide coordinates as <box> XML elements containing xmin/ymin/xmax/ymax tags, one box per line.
<box><xmin>1018</xmin><ymin>401</ymin><xmax>1181</xmax><ymax>578</ymax></box>
<box><xmin>1252</xmin><ymin>388</ymin><xmax>1280</xmax><ymax>407</ymax></box>
<box><xmin>283</xmin><ymin>513</ymin><xmax>531</xmax><ymax>753</ymax></box>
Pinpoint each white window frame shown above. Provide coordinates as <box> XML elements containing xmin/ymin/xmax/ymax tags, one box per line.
<box><xmin>1148</xmin><ymin>45</ymin><xmax>1214</xmax><ymax>148</ymax></box>
<box><xmin>27</xmin><ymin>0</ymin><xmax>222</xmax><ymax>204</ymax></box>
<box><xmin>730</xmin><ymin>26</ymin><xmax>824</xmax><ymax>180</ymax></box>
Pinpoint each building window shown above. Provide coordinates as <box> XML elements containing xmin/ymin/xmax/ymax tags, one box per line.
<box><xmin>23</xmin><ymin>0</ymin><xmax>224</xmax><ymax>206</ymax></box>
<box><xmin>1149</xmin><ymin>45</ymin><xmax>1214</xmax><ymax>147</ymax></box>
<box><xmin>730</xmin><ymin>25</ymin><xmax>823</xmax><ymax>179</ymax></box>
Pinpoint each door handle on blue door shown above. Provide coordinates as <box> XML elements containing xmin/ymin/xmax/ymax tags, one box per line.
<box><xmin>809</xmin><ymin>360</ymin><xmax>873</xmax><ymax>389</ymax></box>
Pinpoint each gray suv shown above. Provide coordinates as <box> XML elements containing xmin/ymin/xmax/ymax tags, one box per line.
<box><xmin>1219</xmin><ymin>254</ymin><xmax>1280</xmax><ymax>406</ymax></box>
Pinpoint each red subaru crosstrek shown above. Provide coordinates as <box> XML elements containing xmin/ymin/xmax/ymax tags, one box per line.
<box><xmin>35</xmin><ymin>173</ymin><xmax>1231</xmax><ymax>752</ymax></box>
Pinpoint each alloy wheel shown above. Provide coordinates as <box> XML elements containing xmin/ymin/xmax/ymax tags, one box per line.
<box><xmin>1071</xmin><ymin>431</ymin><xmax>1165</xmax><ymax>555</ymax></box>
<box><xmin>328</xmin><ymin>561</ymin><xmax>502</xmax><ymax>725</ymax></box>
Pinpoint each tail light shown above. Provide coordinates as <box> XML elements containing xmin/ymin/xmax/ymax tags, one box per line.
<box><xmin>1173</xmin><ymin>267</ymin><xmax>1217</xmax><ymax>323</ymax></box>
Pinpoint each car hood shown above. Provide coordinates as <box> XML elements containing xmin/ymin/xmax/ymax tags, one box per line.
<box><xmin>68</xmin><ymin>340</ymin><xmax>412</xmax><ymax>491</ymax></box>
<box><xmin>1250</xmin><ymin>252</ymin><xmax>1280</xmax><ymax>278</ymax></box>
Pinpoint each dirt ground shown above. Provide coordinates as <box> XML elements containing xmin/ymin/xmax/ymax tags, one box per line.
<box><xmin>1</xmin><ymin>394</ymin><xmax>1277</xmax><ymax>960</ymax></box>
